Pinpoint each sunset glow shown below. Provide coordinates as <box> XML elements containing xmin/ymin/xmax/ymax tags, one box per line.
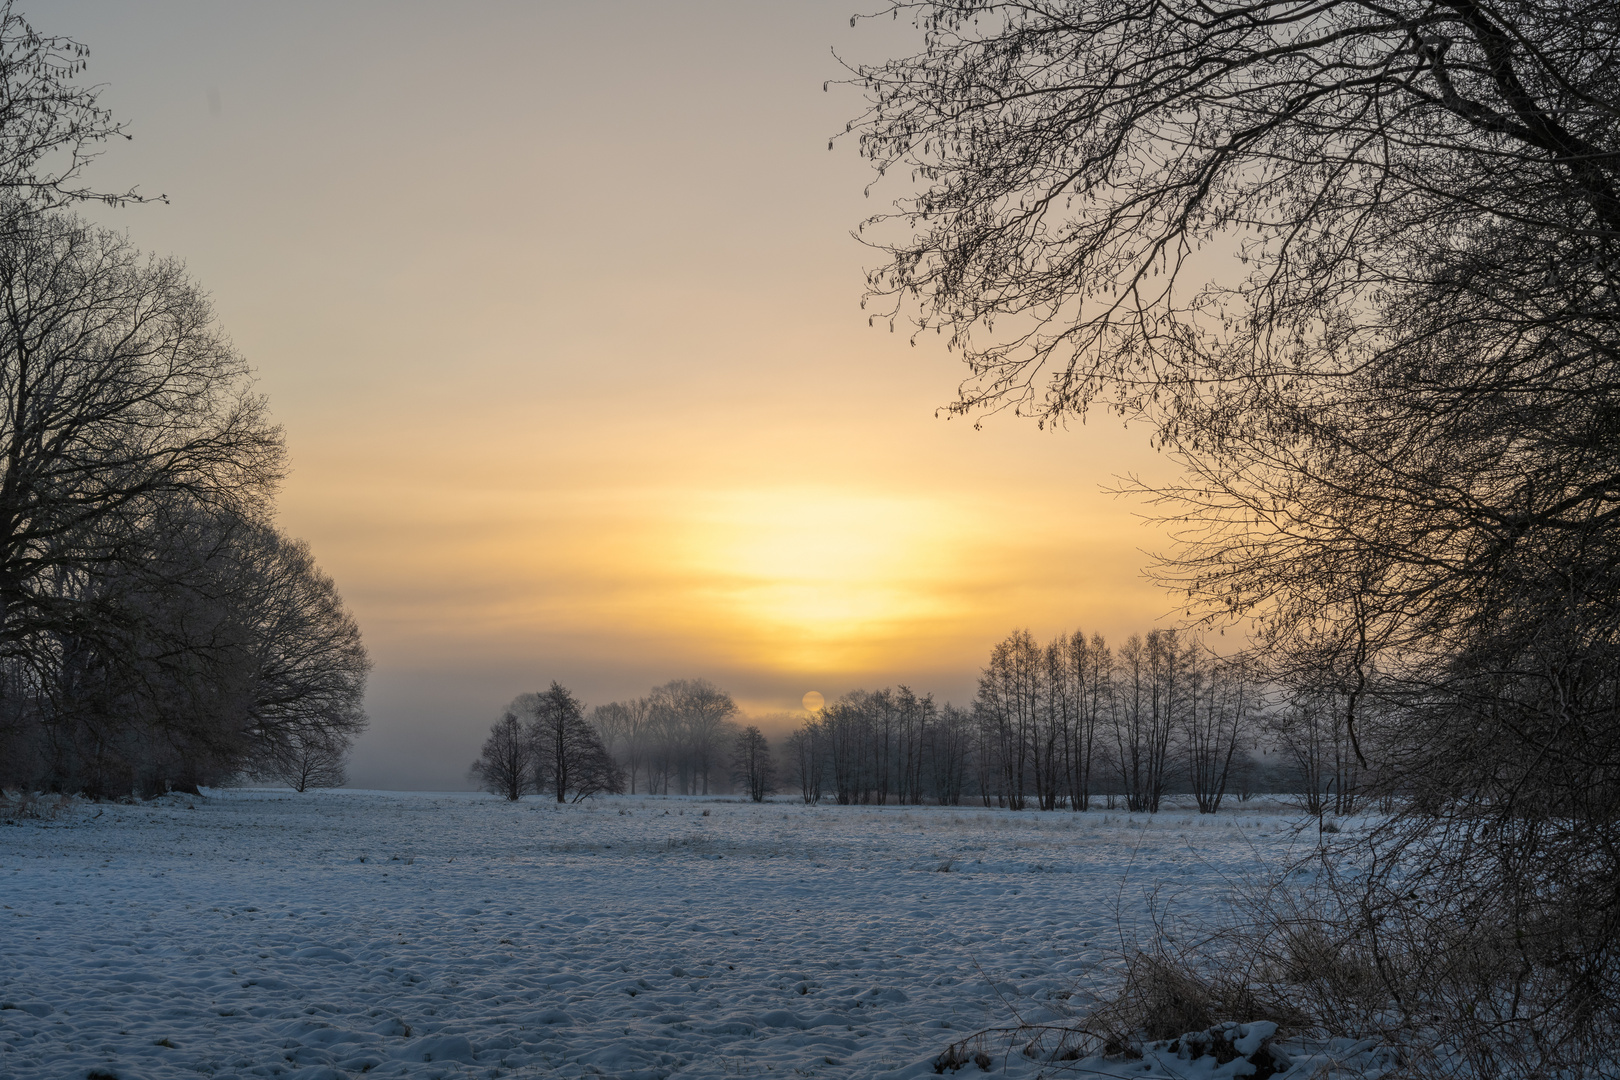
<box><xmin>670</xmin><ymin>488</ymin><xmax>969</xmax><ymax>668</ymax></box>
<box><xmin>44</xmin><ymin>0</ymin><xmax>1175</xmax><ymax>788</ymax></box>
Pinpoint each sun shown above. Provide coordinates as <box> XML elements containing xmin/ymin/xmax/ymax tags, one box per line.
<box><xmin>667</xmin><ymin>488</ymin><xmax>968</xmax><ymax>669</ymax></box>
<box><xmin>802</xmin><ymin>690</ymin><xmax>824</xmax><ymax>712</ymax></box>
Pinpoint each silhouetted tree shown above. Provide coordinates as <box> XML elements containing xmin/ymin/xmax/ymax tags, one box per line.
<box><xmin>926</xmin><ymin>702</ymin><xmax>974</xmax><ymax>806</ymax></box>
<box><xmin>647</xmin><ymin>678</ymin><xmax>738</xmax><ymax>795</ymax></box>
<box><xmin>1059</xmin><ymin>630</ymin><xmax>1111</xmax><ymax>811</ymax></box>
<box><xmin>0</xmin><ymin>9</ymin><xmax>366</xmax><ymax>799</ymax></box>
<box><xmin>274</xmin><ymin>732</ymin><xmax>349</xmax><ymax>793</ymax></box>
<box><xmin>527</xmin><ymin>682</ymin><xmax>622</xmax><ymax>803</ymax></box>
<box><xmin>0</xmin><ymin>2</ymin><xmax>151</xmax><ymax>209</ymax></box>
<box><xmin>1182</xmin><ymin>650</ymin><xmax>1255</xmax><ymax>814</ymax></box>
<box><xmin>977</xmin><ymin>631</ymin><xmax>1041</xmax><ymax>809</ymax></box>
<box><xmin>469</xmin><ymin>710</ymin><xmax>532</xmax><ymax>801</ymax></box>
<box><xmin>730</xmin><ymin>724</ymin><xmax>776</xmax><ymax>802</ymax></box>
<box><xmin>851</xmin><ymin>3</ymin><xmax>1620</xmax><ymax>1067</ymax></box>
<box><xmin>784</xmin><ymin>718</ymin><xmax>826</xmax><ymax>804</ymax></box>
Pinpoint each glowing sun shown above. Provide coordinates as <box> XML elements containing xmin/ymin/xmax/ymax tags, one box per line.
<box><xmin>802</xmin><ymin>690</ymin><xmax>825</xmax><ymax>712</ymax></box>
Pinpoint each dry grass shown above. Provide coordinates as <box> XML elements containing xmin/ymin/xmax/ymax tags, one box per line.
<box><xmin>933</xmin><ymin>833</ymin><xmax>1620</xmax><ymax>1079</ymax></box>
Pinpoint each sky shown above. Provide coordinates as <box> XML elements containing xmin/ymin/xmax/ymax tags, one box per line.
<box><xmin>35</xmin><ymin>1</ymin><xmax>1183</xmax><ymax>789</ymax></box>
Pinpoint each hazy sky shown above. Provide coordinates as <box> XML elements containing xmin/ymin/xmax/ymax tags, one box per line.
<box><xmin>36</xmin><ymin>1</ymin><xmax>1181</xmax><ymax>789</ymax></box>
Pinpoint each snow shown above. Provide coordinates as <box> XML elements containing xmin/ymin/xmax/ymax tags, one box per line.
<box><xmin>2</xmin><ymin>790</ymin><xmax>1342</xmax><ymax>1079</ymax></box>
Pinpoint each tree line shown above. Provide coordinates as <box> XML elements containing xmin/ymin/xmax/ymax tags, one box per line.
<box><xmin>780</xmin><ymin>628</ymin><xmax>1353</xmax><ymax>814</ymax></box>
<box><xmin>469</xmin><ymin>678</ymin><xmax>778</xmax><ymax>803</ymax></box>
<box><xmin>0</xmin><ymin>7</ymin><xmax>368</xmax><ymax>798</ymax></box>
<box><xmin>473</xmin><ymin>629</ymin><xmax>1370</xmax><ymax>814</ymax></box>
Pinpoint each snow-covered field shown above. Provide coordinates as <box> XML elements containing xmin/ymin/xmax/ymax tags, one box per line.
<box><xmin>3</xmin><ymin>790</ymin><xmax>1357</xmax><ymax>1080</ymax></box>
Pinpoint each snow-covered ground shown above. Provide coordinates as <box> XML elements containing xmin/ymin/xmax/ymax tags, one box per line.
<box><xmin>2</xmin><ymin>790</ymin><xmax>1373</xmax><ymax>1079</ymax></box>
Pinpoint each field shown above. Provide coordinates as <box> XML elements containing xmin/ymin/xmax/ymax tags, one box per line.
<box><xmin>2</xmin><ymin>791</ymin><xmax>1369</xmax><ymax>1079</ymax></box>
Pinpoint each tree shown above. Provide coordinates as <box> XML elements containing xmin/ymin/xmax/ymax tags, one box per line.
<box><xmin>784</xmin><ymin>717</ymin><xmax>827</xmax><ymax>804</ymax></box>
<box><xmin>527</xmin><ymin>682</ymin><xmax>622</xmax><ymax>803</ymax></box>
<box><xmin>0</xmin><ymin>2</ymin><xmax>150</xmax><ymax>209</ymax></box>
<box><xmin>0</xmin><ymin>209</ymin><xmax>287</xmax><ymax>796</ymax></box>
<box><xmin>1063</xmin><ymin>630</ymin><xmax>1112</xmax><ymax>811</ymax></box>
<box><xmin>648</xmin><ymin>678</ymin><xmax>738</xmax><ymax>795</ymax></box>
<box><xmin>235</xmin><ymin>524</ymin><xmax>370</xmax><ymax>784</ymax></box>
<box><xmin>976</xmin><ymin>630</ymin><xmax>1040</xmax><ymax>809</ymax></box>
<box><xmin>730</xmin><ymin>725</ymin><xmax>776</xmax><ymax>802</ymax></box>
<box><xmin>824</xmin><ymin>691</ymin><xmax>875</xmax><ymax>804</ymax></box>
<box><xmin>0</xmin><ymin>213</ymin><xmax>281</xmax><ymax>621</ymax></box>
<box><xmin>590</xmin><ymin>698</ymin><xmax>650</xmax><ymax>794</ymax></box>
<box><xmin>850</xmin><ymin>2</ymin><xmax>1620</xmax><ymax>1066</ymax></box>
<box><xmin>0</xmin><ymin>11</ymin><xmax>369</xmax><ymax>800</ymax></box>
<box><xmin>108</xmin><ymin>510</ymin><xmax>367</xmax><ymax>796</ymax></box>
<box><xmin>926</xmin><ymin>702</ymin><xmax>974</xmax><ymax>806</ymax></box>
<box><xmin>469</xmin><ymin>710</ymin><xmax>532</xmax><ymax>801</ymax></box>
<box><xmin>849</xmin><ymin>0</ymin><xmax>1620</xmax><ymax>696</ymax></box>
<box><xmin>644</xmin><ymin>686</ymin><xmax>685</xmax><ymax>795</ymax></box>
<box><xmin>1182</xmin><ymin>650</ymin><xmax>1255</xmax><ymax>814</ymax></box>
<box><xmin>272</xmin><ymin>731</ymin><xmax>349</xmax><ymax>793</ymax></box>
<box><xmin>1111</xmin><ymin>632</ymin><xmax>1179</xmax><ymax>813</ymax></box>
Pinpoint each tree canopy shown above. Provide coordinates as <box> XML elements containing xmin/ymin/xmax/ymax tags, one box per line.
<box><xmin>850</xmin><ymin>1</ymin><xmax>1620</xmax><ymax>1069</ymax></box>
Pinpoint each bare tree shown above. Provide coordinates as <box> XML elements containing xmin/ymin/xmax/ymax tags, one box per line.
<box><xmin>784</xmin><ymin>717</ymin><xmax>827</xmax><ymax>804</ymax></box>
<box><xmin>643</xmin><ymin>686</ymin><xmax>684</xmax><ymax>795</ymax></box>
<box><xmin>643</xmin><ymin>678</ymin><xmax>738</xmax><ymax>795</ymax></box>
<box><xmin>893</xmin><ymin>686</ymin><xmax>934</xmax><ymax>804</ymax></box>
<box><xmin>469</xmin><ymin>710</ymin><xmax>532</xmax><ymax>801</ymax></box>
<box><xmin>590</xmin><ymin>699</ymin><xmax>650</xmax><ymax>793</ymax></box>
<box><xmin>1065</xmin><ymin>630</ymin><xmax>1113</xmax><ymax>810</ymax></box>
<box><xmin>1182</xmin><ymin>649</ymin><xmax>1255</xmax><ymax>814</ymax></box>
<box><xmin>730</xmin><ymin>725</ymin><xmax>776</xmax><ymax>802</ymax></box>
<box><xmin>1112</xmin><ymin>633</ymin><xmax>1178</xmax><ymax>813</ymax></box>
<box><xmin>526</xmin><ymin>682</ymin><xmax>622</xmax><ymax>803</ymax></box>
<box><xmin>832</xmin><ymin>693</ymin><xmax>873</xmax><ymax>804</ymax></box>
<box><xmin>674</xmin><ymin>679</ymin><xmax>738</xmax><ymax>796</ymax></box>
<box><xmin>1269</xmin><ymin>688</ymin><xmax>1365</xmax><ymax>818</ymax></box>
<box><xmin>238</xmin><ymin>525</ymin><xmax>369</xmax><ymax>782</ymax></box>
<box><xmin>0</xmin><ymin>215</ymin><xmax>281</xmax><ymax>633</ymax></box>
<box><xmin>0</xmin><ymin>2</ymin><xmax>153</xmax><ymax>209</ymax></box>
<box><xmin>0</xmin><ymin>210</ymin><xmax>289</xmax><ymax>796</ymax></box>
<box><xmin>0</xmin><ymin>11</ymin><xmax>373</xmax><ymax>800</ymax></box>
<box><xmin>977</xmin><ymin>630</ymin><xmax>1040</xmax><ymax>809</ymax></box>
<box><xmin>274</xmin><ymin>732</ymin><xmax>349</xmax><ymax>793</ymax></box>
<box><xmin>849</xmin><ymin>2</ymin><xmax>1620</xmax><ymax>1066</ymax></box>
<box><xmin>927</xmin><ymin>702</ymin><xmax>974</xmax><ymax>806</ymax></box>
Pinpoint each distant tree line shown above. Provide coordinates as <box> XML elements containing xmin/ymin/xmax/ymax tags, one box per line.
<box><xmin>0</xmin><ymin>9</ymin><xmax>368</xmax><ymax>798</ymax></box>
<box><xmin>779</xmin><ymin>628</ymin><xmax>1310</xmax><ymax>813</ymax></box>
<box><xmin>479</xmin><ymin>631</ymin><xmax>1364</xmax><ymax>814</ymax></box>
<box><xmin>590</xmin><ymin>678</ymin><xmax>746</xmax><ymax>797</ymax></box>
<box><xmin>471</xmin><ymin>677</ymin><xmax>782</xmax><ymax>804</ymax></box>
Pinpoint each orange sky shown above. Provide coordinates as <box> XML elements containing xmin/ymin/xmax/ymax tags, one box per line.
<box><xmin>44</xmin><ymin>0</ymin><xmax>1183</xmax><ymax>788</ymax></box>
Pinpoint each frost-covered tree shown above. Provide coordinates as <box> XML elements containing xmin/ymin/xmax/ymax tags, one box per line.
<box><xmin>926</xmin><ymin>703</ymin><xmax>974</xmax><ymax>806</ymax></box>
<box><xmin>850</xmin><ymin>3</ymin><xmax>1620</xmax><ymax>1063</ymax></box>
